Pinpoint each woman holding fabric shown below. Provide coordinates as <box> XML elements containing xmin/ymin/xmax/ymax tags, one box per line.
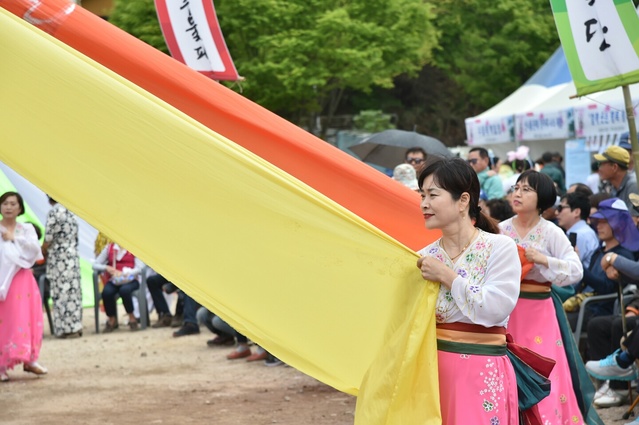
<box><xmin>499</xmin><ymin>170</ymin><xmax>599</xmax><ymax>424</ymax></box>
<box><xmin>0</xmin><ymin>191</ymin><xmax>48</xmax><ymax>382</ymax></box>
<box><xmin>416</xmin><ymin>158</ymin><xmax>545</xmax><ymax>424</ymax></box>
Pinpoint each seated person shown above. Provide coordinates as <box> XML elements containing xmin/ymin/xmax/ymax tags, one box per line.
<box><xmin>556</xmin><ymin>192</ymin><xmax>599</xmax><ymax>270</ymax></box>
<box><xmin>146</xmin><ymin>273</ymin><xmax>174</xmax><ymax>328</ymax></box>
<box><xmin>565</xmin><ymin>198</ymin><xmax>636</xmax><ymax>331</ymax></box>
<box><xmin>93</xmin><ymin>242</ymin><xmax>145</xmax><ymax>332</ymax></box>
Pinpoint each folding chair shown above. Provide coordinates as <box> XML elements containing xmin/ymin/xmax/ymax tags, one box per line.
<box><xmin>37</xmin><ymin>273</ymin><xmax>55</xmax><ymax>335</ymax></box>
<box><xmin>93</xmin><ymin>266</ymin><xmax>150</xmax><ymax>333</ymax></box>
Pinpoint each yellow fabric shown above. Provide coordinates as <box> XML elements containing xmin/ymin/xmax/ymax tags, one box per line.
<box><xmin>0</xmin><ymin>9</ymin><xmax>441</xmax><ymax>423</ymax></box>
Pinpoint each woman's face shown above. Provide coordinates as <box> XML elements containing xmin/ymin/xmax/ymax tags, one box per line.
<box><xmin>0</xmin><ymin>195</ymin><xmax>21</xmax><ymax>220</ymax></box>
<box><xmin>420</xmin><ymin>175</ymin><xmax>461</xmax><ymax>230</ymax></box>
<box><xmin>510</xmin><ymin>178</ymin><xmax>538</xmax><ymax>215</ymax></box>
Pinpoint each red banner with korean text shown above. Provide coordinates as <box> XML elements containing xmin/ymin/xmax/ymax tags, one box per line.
<box><xmin>154</xmin><ymin>0</ymin><xmax>240</xmax><ymax>81</ymax></box>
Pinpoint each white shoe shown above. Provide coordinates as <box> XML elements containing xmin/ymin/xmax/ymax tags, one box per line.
<box><xmin>594</xmin><ymin>386</ymin><xmax>626</xmax><ymax>408</ymax></box>
<box><xmin>594</xmin><ymin>380</ymin><xmax>610</xmax><ymax>401</ymax></box>
<box><xmin>23</xmin><ymin>362</ymin><xmax>48</xmax><ymax>375</ymax></box>
<box><xmin>586</xmin><ymin>350</ymin><xmax>638</xmax><ymax>381</ymax></box>
<box><xmin>0</xmin><ymin>371</ymin><xmax>8</xmax><ymax>382</ymax></box>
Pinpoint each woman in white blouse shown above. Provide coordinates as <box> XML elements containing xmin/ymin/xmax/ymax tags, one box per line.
<box><xmin>417</xmin><ymin>158</ymin><xmax>522</xmax><ymax>424</ymax></box>
<box><xmin>500</xmin><ymin>170</ymin><xmax>591</xmax><ymax>425</ymax></box>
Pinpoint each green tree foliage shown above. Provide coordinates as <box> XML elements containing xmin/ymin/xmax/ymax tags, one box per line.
<box><xmin>431</xmin><ymin>0</ymin><xmax>560</xmax><ymax>108</ymax></box>
<box><xmin>108</xmin><ymin>0</ymin><xmax>437</xmax><ymax>138</ymax></box>
<box><xmin>215</xmin><ymin>0</ymin><xmax>438</xmax><ymax>137</ymax></box>
<box><xmin>352</xmin><ymin>110</ymin><xmax>395</xmax><ymax>133</ymax></box>
<box><xmin>109</xmin><ymin>0</ymin><xmax>168</xmax><ymax>54</ymax></box>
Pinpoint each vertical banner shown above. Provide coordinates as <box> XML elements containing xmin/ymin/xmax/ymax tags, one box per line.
<box><xmin>154</xmin><ymin>0</ymin><xmax>240</xmax><ymax>80</ymax></box>
<box><xmin>549</xmin><ymin>0</ymin><xmax>639</xmax><ymax>96</ymax></box>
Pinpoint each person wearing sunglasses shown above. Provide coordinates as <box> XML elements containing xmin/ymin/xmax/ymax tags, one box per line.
<box><xmin>404</xmin><ymin>147</ymin><xmax>427</xmax><ymax>173</ymax></box>
<box><xmin>555</xmin><ymin>192</ymin><xmax>599</xmax><ymax>270</ymax></box>
<box><xmin>467</xmin><ymin>147</ymin><xmax>504</xmax><ymax>200</ymax></box>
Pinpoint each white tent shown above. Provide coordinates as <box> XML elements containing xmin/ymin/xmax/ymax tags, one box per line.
<box><xmin>465</xmin><ymin>47</ymin><xmax>639</xmax><ymax>162</ymax></box>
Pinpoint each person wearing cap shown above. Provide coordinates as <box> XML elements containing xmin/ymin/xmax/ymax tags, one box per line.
<box><xmin>564</xmin><ymin>198</ymin><xmax>637</xmax><ymax>334</ymax></box>
<box><xmin>392</xmin><ymin>163</ymin><xmax>419</xmax><ymax>191</ymax></box>
<box><xmin>619</xmin><ymin>132</ymin><xmax>636</xmax><ymax>183</ymax></box>
<box><xmin>595</xmin><ymin>145</ymin><xmax>639</xmax><ymax>218</ymax></box>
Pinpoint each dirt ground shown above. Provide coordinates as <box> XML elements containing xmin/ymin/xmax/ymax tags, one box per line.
<box><xmin>0</xmin><ymin>307</ymin><xmax>355</xmax><ymax>425</ymax></box>
<box><xmin>0</xmin><ymin>307</ymin><xmax>637</xmax><ymax>425</ymax></box>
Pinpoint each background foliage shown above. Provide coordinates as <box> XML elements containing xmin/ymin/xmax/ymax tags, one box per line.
<box><xmin>109</xmin><ymin>0</ymin><xmax>560</xmax><ymax>145</ymax></box>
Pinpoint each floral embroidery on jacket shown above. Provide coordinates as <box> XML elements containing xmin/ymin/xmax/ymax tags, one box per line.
<box><xmin>433</xmin><ymin>232</ymin><xmax>493</xmax><ymax>323</ymax></box>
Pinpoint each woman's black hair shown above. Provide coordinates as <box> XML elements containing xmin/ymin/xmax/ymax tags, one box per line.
<box><xmin>418</xmin><ymin>157</ymin><xmax>500</xmax><ymax>234</ymax></box>
<box><xmin>516</xmin><ymin>170</ymin><xmax>557</xmax><ymax>214</ymax></box>
<box><xmin>0</xmin><ymin>191</ymin><xmax>26</xmax><ymax>216</ymax></box>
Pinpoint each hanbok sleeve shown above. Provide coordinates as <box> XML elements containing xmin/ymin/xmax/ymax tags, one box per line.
<box><xmin>5</xmin><ymin>223</ymin><xmax>42</xmax><ymax>268</ymax></box>
<box><xmin>448</xmin><ymin>235</ymin><xmax>521</xmax><ymax>326</ymax></box>
<box><xmin>538</xmin><ymin>225</ymin><xmax>583</xmax><ymax>286</ymax></box>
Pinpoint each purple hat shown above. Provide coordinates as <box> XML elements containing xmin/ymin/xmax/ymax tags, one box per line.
<box><xmin>590</xmin><ymin>198</ymin><xmax>639</xmax><ymax>251</ymax></box>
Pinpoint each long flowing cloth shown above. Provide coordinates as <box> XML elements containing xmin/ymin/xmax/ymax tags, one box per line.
<box><xmin>0</xmin><ymin>10</ymin><xmax>441</xmax><ymax>424</ymax></box>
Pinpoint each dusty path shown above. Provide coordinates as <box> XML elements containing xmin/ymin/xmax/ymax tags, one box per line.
<box><xmin>0</xmin><ymin>307</ymin><xmax>636</xmax><ymax>424</ymax></box>
<box><xmin>0</xmin><ymin>308</ymin><xmax>355</xmax><ymax>425</ymax></box>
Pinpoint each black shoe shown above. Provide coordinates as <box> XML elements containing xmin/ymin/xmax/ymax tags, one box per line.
<box><xmin>170</xmin><ymin>314</ymin><xmax>184</xmax><ymax>328</ymax></box>
<box><xmin>172</xmin><ymin>322</ymin><xmax>200</xmax><ymax>337</ymax></box>
<box><xmin>151</xmin><ymin>313</ymin><xmax>173</xmax><ymax>328</ymax></box>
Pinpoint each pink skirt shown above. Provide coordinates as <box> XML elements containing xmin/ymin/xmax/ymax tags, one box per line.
<box><xmin>0</xmin><ymin>268</ymin><xmax>44</xmax><ymax>370</ymax></box>
<box><xmin>438</xmin><ymin>349</ymin><xmax>519</xmax><ymax>424</ymax></box>
<box><xmin>507</xmin><ymin>297</ymin><xmax>584</xmax><ymax>424</ymax></box>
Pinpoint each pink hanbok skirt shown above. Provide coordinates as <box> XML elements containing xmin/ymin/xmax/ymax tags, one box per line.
<box><xmin>438</xmin><ymin>349</ymin><xmax>518</xmax><ymax>424</ymax></box>
<box><xmin>508</xmin><ymin>297</ymin><xmax>584</xmax><ymax>424</ymax></box>
<box><xmin>0</xmin><ymin>268</ymin><xmax>44</xmax><ymax>370</ymax></box>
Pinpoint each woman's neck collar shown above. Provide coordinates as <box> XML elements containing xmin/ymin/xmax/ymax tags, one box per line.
<box><xmin>441</xmin><ymin>221</ymin><xmax>477</xmax><ymax>248</ymax></box>
<box><xmin>515</xmin><ymin>213</ymin><xmax>541</xmax><ymax>229</ymax></box>
<box><xmin>0</xmin><ymin>218</ymin><xmax>16</xmax><ymax>228</ymax></box>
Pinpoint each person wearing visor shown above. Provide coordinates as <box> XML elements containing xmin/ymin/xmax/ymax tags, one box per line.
<box><xmin>595</xmin><ymin>145</ymin><xmax>639</xmax><ymax>218</ymax></box>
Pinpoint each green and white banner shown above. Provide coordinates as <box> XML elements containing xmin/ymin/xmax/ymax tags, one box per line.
<box><xmin>550</xmin><ymin>0</ymin><xmax>639</xmax><ymax>96</ymax></box>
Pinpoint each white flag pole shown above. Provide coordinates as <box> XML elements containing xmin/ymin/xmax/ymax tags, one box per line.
<box><xmin>623</xmin><ymin>85</ymin><xmax>639</xmax><ymax>182</ymax></box>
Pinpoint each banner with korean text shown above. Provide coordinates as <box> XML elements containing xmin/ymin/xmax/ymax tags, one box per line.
<box><xmin>515</xmin><ymin>109</ymin><xmax>572</xmax><ymax>142</ymax></box>
<box><xmin>154</xmin><ymin>0</ymin><xmax>240</xmax><ymax>80</ymax></box>
<box><xmin>549</xmin><ymin>0</ymin><xmax>639</xmax><ymax>96</ymax></box>
<box><xmin>465</xmin><ymin>115</ymin><xmax>513</xmax><ymax>145</ymax></box>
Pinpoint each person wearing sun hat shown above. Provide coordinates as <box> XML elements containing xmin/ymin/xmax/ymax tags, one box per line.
<box><xmin>595</xmin><ymin>145</ymin><xmax>639</xmax><ymax>217</ymax></box>
<box><xmin>584</xmin><ymin>198</ymin><xmax>639</xmax><ymax>408</ymax></box>
<box><xmin>392</xmin><ymin>163</ymin><xmax>419</xmax><ymax>191</ymax></box>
